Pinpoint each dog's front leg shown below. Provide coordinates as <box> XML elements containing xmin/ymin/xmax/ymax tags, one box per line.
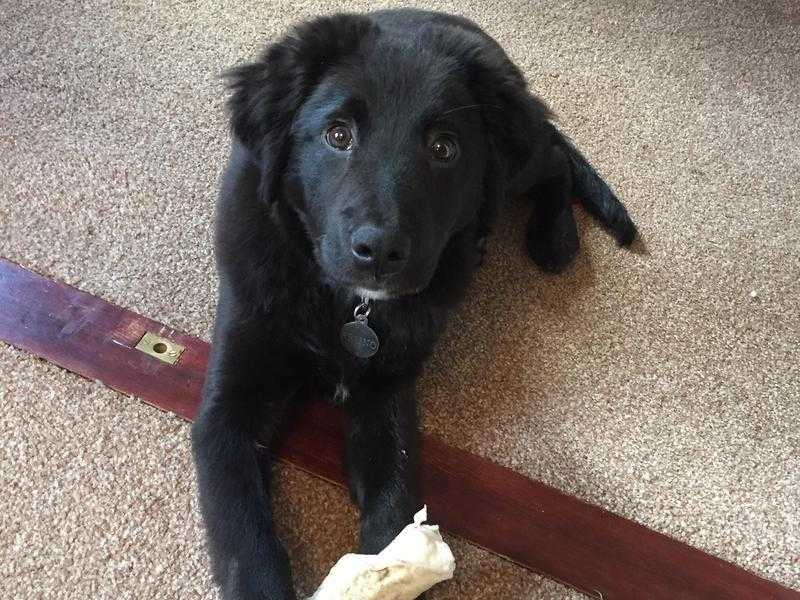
<box><xmin>526</xmin><ymin>144</ymin><xmax>580</xmax><ymax>274</ymax></box>
<box><xmin>192</xmin><ymin>306</ymin><xmax>300</xmax><ymax>600</ymax></box>
<box><xmin>344</xmin><ymin>378</ymin><xmax>420</xmax><ymax>555</ymax></box>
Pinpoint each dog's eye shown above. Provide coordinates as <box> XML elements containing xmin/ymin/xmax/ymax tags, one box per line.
<box><xmin>325</xmin><ymin>124</ymin><xmax>353</xmax><ymax>150</ymax></box>
<box><xmin>429</xmin><ymin>135</ymin><xmax>458</xmax><ymax>162</ymax></box>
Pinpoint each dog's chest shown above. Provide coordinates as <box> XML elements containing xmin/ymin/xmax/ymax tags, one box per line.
<box><xmin>312</xmin><ymin>300</ymin><xmax>446</xmax><ymax>402</ymax></box>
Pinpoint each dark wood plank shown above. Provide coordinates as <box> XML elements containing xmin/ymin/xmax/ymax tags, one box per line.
<box><xmin>0</xmin><ymin>259</ymin><xmax>207</xmax><ymax>420</ymax></box>
<box><xmin>1</xmin><ymin>257</ymin><xmax>797</xmax><ymax>600</ymax></box>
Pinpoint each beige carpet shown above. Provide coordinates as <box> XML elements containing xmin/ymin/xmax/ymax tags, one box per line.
<box><xmin>1</xmin><ymin>0</ymin><xmax>799</xmax><ymax>598</ymax></box>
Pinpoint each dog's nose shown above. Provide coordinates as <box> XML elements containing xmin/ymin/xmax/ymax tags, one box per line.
<box><xmin>350</xmin><ymin>225</ymin><xmax>410</xmax><ymax>276</ymax></box>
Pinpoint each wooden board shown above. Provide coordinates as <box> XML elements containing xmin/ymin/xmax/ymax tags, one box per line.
<box><xmin>1</xmin><ymin>257</ymin><xmax>797</xmax><ymax>600</ymax></box>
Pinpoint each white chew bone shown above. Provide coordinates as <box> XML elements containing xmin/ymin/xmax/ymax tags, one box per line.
<box><xmin>309</xmin><ymin>506</ymin><xmax>455</xmax><ymax>600</ymax></box>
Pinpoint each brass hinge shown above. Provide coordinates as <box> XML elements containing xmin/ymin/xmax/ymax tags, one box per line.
<box><xmin>134</xmin><ymin>331</ymin><xmax>185</xmax><ymax>365</ymax></box>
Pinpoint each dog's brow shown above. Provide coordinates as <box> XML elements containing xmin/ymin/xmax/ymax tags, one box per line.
<box><xmin>330</xmin><ymin>96</ymin><xmax>369</xmax><ymax>123</ymax></box>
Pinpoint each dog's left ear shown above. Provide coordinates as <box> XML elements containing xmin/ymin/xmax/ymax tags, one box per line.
<box><xmin>465</xmin><ymin>42</ymin><xmax>555</xmax><ymax>194</ymax></box>
<box><xmin>224</xmin><ymin>14</ymin><xmax>375</xmax><ymax>204</ymax></box>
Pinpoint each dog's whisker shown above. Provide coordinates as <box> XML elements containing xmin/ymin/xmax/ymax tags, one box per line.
<box><xmin>439</xmin><ymin>103</ymin><xmax>502</xmax><ymax>116</ymax></box>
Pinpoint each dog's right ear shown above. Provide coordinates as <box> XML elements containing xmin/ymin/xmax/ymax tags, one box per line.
<box><xmin>224</xmin><ymin>14</ymin><xmax>374</xmax><ymax>204</ymax></box>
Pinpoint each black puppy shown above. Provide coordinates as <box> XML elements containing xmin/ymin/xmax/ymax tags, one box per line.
<box><xmin>192</xmin><ymin>9</ymin><xmax>636</xmax><ymax>599</ymax></box>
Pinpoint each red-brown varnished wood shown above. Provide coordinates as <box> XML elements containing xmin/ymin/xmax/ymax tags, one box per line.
<box><xmin>1</xmin><ymin>258</ymin><xmax>797</xmax><ymax>600</ymax></box>
<box><xmin>0</xmin><ymin>259</ymin><xmax>207</xmax><ymax>420</ymax></box>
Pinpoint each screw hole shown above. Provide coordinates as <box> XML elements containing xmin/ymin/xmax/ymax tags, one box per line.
<box><xmin>152</xmin><ymin>342</ymin><xmax>168</xmax><ymax>354</ymax></box>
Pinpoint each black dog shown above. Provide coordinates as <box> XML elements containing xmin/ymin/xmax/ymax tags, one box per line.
<box><xmin>191</xmin><ymin>9</ymin><xmax>636</xmax><ymax>599</ymax></box>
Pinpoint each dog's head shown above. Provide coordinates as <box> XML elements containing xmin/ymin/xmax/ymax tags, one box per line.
<box><xmin>227</xmin><ymin>12</ymin><xmax>550</xmax><ymax>299</ymax></box>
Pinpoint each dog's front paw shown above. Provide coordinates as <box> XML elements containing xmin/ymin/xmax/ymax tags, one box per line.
<box><xmin>611</xmin><ymin>210</ymin><xmax>638</xmax><ymax>247</ymax></box>
<box><xmin>219</xmin><ymin>552</ymin><xmax>297</xmax><ymax>600</ymax></box>
<box><xmin>526</xmin><ymin>212</ymin><xmax>579</xmax><ymax>274</ymax></box>
<box><xmin>473</xmin><ymin>234</ymin><xmax>488</xmax><ymax>267</ymax></box>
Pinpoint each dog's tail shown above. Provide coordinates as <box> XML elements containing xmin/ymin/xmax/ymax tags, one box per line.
<box><xmin>553</xmin><ymin>128</ymin><xmax>637</xmax><ymax>247</ymax></box>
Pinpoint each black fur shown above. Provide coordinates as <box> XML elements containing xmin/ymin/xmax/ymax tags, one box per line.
<box><xmin>191</xmin><ymin>9</ymin><xmax>637</xmax><ymax>599</ymax></box>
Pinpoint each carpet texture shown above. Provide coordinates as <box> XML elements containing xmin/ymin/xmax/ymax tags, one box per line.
<box><xmin>1</xmin><ymin>0</ymin><xmax>798</xmax><ymax>598</ymax></box>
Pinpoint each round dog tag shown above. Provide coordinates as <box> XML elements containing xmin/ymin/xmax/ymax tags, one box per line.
<box><xmin>340</xmin><ymin>319</ymin><xmax>380</xmax><ymax>358</ymax></box>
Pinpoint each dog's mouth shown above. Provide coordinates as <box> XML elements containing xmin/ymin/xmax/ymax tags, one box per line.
<box><xmin>347</xmin><ymin>264</ymin><xmax>435</xmax><ymax>300</ymax></box>
<box><xmin>331</xmin><ymin>260</ymin><xmax>437</xmax><ymax>301</ymax></box>
<box><xmin>353</xmin><ymin>284</ymin><xmax>424</xmax><ymax>301</ymax></box>
<box><xmin>318</xmin><ymin>266</ymin><xmax>429</xmax><ymax>300</ymax></box>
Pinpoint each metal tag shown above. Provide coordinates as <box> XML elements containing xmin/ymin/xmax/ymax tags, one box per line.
<box><xmin>340</xmin><ymin>318</ymin><xmax>380</xmax><ymax>358</ymax></box>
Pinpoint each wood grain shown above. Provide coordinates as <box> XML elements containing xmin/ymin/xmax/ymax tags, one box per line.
<box><xmin>1</xmin><ymin>257</ymin><xmax>797</xmax><ymax>600</ymax></box>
